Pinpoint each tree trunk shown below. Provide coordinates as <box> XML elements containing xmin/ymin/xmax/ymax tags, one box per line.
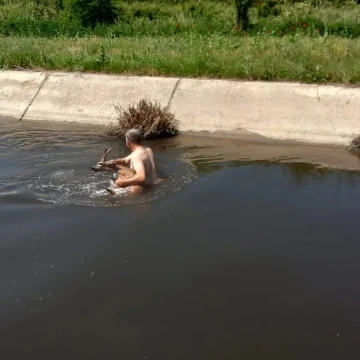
<box><xmin>235</xmin><ymin>0</ymin><xmax>251</xmax><ymax>31</ymax></box>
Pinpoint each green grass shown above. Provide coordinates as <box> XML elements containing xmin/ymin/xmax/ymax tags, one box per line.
<box><xmin>1</xmin><ymin>34</ymin><xmax>360</xmax><ymax>84</ymax></box>
<box><xmin>1</xmin><ymin>1</ymin><xmax>360</xmax><ymax>84</ymax></box>
<box><xmin>0</xmin><ymin>0</ymin><xmax>359</xmax><ymax>38</ymax></box>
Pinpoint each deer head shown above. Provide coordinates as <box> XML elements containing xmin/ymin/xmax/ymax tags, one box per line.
<box><xmin>91</xmin><ymin>147</ymin><xmax>117</xmax><ymax>172</ymax></box>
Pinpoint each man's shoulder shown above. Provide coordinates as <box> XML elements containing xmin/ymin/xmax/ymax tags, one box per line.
<box><xmin>131</xmin><ymin>148</ymin><xmax>145</xmax><ymax>159</ymax></box>
<box><xmin>132</xmin><ymin>146</ymin><xmax>153</xmax><ymax>158</ymax></box>
<box><xmin>144</xmin><ymin>146</ymin><xmax>153</xmax><ymax>154</ymax></box>
<box><xmin>137</xmin><ymin>146</ymin><xmax>152</xmax><ymax>154</ymax></box>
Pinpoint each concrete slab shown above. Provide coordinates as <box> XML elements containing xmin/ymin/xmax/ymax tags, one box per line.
<box><xmin>0</xmin><ymin>70</ymin><xmax>46</xmax><ymax>120</ymax></box>
<box><xmin>2</xmin><ymin>70</ymin><xmax>360</xmax><ymax>147</ymax></box>
<box><xmin>171</xmin><ymin>79</ymin><xmax>360</xmax><ymax>146</ymax></box>
<box><xmin>23</xmin><ymin>72</ymin><xmax>179</xmax><ymax>125</ymax></box>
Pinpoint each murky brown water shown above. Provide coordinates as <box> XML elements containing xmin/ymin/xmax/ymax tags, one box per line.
<box><xmin>1</xmin><ymin>119</ymin><xmax>360</xmax><ymax>359</ymax></box>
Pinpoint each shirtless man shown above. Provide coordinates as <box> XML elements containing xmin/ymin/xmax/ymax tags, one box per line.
<box><xmin>103</xmin><ymin>128</ymin><xmax>161</xmax><ymax>193</ymax></box>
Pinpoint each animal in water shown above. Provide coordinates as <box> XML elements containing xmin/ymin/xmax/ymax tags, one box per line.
<box><xmin>91</xmin><ymin>147</ymin><xmax>140</xmax><ymax>195</ymax></box>
<box><xmin>92</xmin><ymin>129</ymin><xmax>164</xmax><ymax>196</ymax></box>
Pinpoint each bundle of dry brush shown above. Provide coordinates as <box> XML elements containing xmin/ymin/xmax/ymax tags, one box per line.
<box><xmin>104</xmin><ymin>99</ymin><xmax>179</xmax><ymax>139</ymax></box>
<box><xmin>349</xmin><ymin>135</ymin><xmax>360</xmax><ymax>151</ymax></box>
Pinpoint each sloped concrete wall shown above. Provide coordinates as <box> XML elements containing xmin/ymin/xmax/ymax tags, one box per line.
<box><xmin>171</xmin><ymin>79</ymin><xmax>360</xmax><ymax>145</ymax></box>
<box><xmin>23</xmin><ymin>72</ymin><xmax>179</xmax><ymax>125</ymax></box>
<box><xmin>0</xmin><ymin>70</ymin><xmax>46</xmax><ymax>120</ymax></box>
<box><xmin>1</xmin><ymin>70</ymin><xmax>359</xmax><ymax>146</ymax></box>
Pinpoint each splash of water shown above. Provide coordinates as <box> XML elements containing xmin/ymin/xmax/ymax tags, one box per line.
<box><xmin>0</xmin><ymin>125</ymin><xmax>198</xmax><ymax>207</ymax></box>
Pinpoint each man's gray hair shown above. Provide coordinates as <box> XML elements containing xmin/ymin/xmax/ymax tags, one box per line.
<box><xmin>125</xmin><ymin>128</ymin><xmax>142</xmax><ymax>144</ymax></box>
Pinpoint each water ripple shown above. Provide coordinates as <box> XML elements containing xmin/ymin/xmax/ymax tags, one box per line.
<box><xmin>0</xmin><ymin>126</ymin><xmax>197</xmax><ymax>207</ymax></box>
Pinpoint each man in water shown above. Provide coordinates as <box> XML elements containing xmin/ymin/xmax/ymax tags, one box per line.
<box><xmin>103</xmin><ymin>128</ymin><xmax>161</xmax><ymax>192</ymax></box>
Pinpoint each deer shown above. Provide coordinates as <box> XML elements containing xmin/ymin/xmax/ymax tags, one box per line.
<box><xmin>91</xmin><ymin>147</ymin><xmax>142</xmax><ymax>195</ymax></box>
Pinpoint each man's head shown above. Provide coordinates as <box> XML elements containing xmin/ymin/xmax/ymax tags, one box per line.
<box><xmin>125</xmin><ymin>128</ymin><xmax>142</xmax><ymax>148</ymax></box>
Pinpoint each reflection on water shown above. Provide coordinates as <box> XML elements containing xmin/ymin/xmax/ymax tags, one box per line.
<box><xmin>194</xmin><ymin>158</ymin><xmax>360</xmax><ymax>188</ymax></box>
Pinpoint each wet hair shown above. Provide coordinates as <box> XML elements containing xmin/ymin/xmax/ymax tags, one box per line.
<box><xmin>125</xmin><ymin>128</ymin><xmax>142</xmax><ymax>144</ymax></box>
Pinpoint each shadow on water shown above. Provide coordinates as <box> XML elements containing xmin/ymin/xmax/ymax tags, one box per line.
<box><xmin>194</xmin><ymin>158</ymin><xmax>360</xmax><ymax>188</ymax></box>
<box><xmin>1</xmin><ymin>119</ymin><xmax>360</xmax><ymax>359</ymax></box>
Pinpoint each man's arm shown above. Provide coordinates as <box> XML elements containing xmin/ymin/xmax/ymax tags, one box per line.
<box><xmin>115</xmin><ymin>155</ymin><xmax>146</xmax><ymax>188</ymax></box>
<box><xmin>104</xmin><ymin>154</ymin><xmax>131</xmax><ymax>166</ymax></box>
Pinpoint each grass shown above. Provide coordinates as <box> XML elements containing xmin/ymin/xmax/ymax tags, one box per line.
<box><xmin>0</xmin><ymin>0</ymin><xmax>234</xmax><ymax>37</ymax></box>
<box><xmin>0</xmin><ymin>1</ymin><xmax>359</xmax><ymax>38</ymax></box>
<box><xmin>1</xmin><ymin>34</ymin><xmax>360</xmax><ymax>84</ymax></box>
<box><xmin>0</xmin><ymin>1</ymin><xmax>360</xmax><ymax>84</ymax></box>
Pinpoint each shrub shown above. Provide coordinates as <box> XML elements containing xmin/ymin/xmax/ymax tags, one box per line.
<box><xmin>33</xmin><ymin>0</ymin><xmax>63</xmax><ymax>19</ymax></box>
<box><xmin>257</xmin><ymin>0</ymin><xmax>281</xmax><ymax>18</ymax></box>
<box><xmin>132</xmin><ymin>7</ymin><xmax>161</xmax><ymax>21</ymax></box>
<box><xmin>70</xmin><ymin>0</ymin><xmax>118</xmax><ymax>27</ymax></box>
<box><xmin>349</xmin><ymin>136</ymin><xmax>360</xmax><ymax>151</ymax></box>
<box><xmin>105</xmin><ymin>99</ymin><xmax>179</xmax><ymax>139</ymax></box>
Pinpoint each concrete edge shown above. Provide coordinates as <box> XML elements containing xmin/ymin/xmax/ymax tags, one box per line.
<box><xmin>0</xmin><ymin>70</ymin><xmax>48</xmax><ymax>120</ymax></box>
<box><xmin>20</xmin><ymin>73</ymin><xmax>50</xmax><ymax>121</ymax></box>
<box><xmin>0</xmin><ymin>70</ymin><xmax>359</xmax><ymax>148</ymax></box>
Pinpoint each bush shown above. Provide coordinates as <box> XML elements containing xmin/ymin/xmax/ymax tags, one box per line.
<box><xmin>70</xmin><ymin>0</ymin><xmax>118</xmax><ymax>27</ymax></box>
<box><xmin>33</xmin><ymin>0</ymin><xmax>63</xmax><ymax>19</ymax></box>
<box><xmin>349</xmin><ymin>136</ymin><xmax>360</xmax><ymax>151</ymax></box>
<box><xmin>132</xmin><ymin>6</ymin><xmax>161</xmax><ymax>21</ymax></box>
<box><xmin>257</xmin><ymin>0</ymin><xmax>281</xmax><ymax>18</ymax></box>
<box><xmin>105</xmin><ymin>99</ymin><xmax>179</xmax><ymax>139</ymax></box>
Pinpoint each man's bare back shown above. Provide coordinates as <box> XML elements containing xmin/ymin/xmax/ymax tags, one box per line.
<box><xmin>102</xmin><ymin>129</ymin><xmax>162</xmax><ymax>194</ymax></box>
<box><xmin>129</xmin><ymin>147</ymin><xmax>160</xmax><ymax>186</ymax></box>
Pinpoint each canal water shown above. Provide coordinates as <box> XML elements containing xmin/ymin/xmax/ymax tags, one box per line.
<box><xmin>1</xmin><ymin>119</ymin><xmax>360</xmax><ymax>359</ymax></box>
